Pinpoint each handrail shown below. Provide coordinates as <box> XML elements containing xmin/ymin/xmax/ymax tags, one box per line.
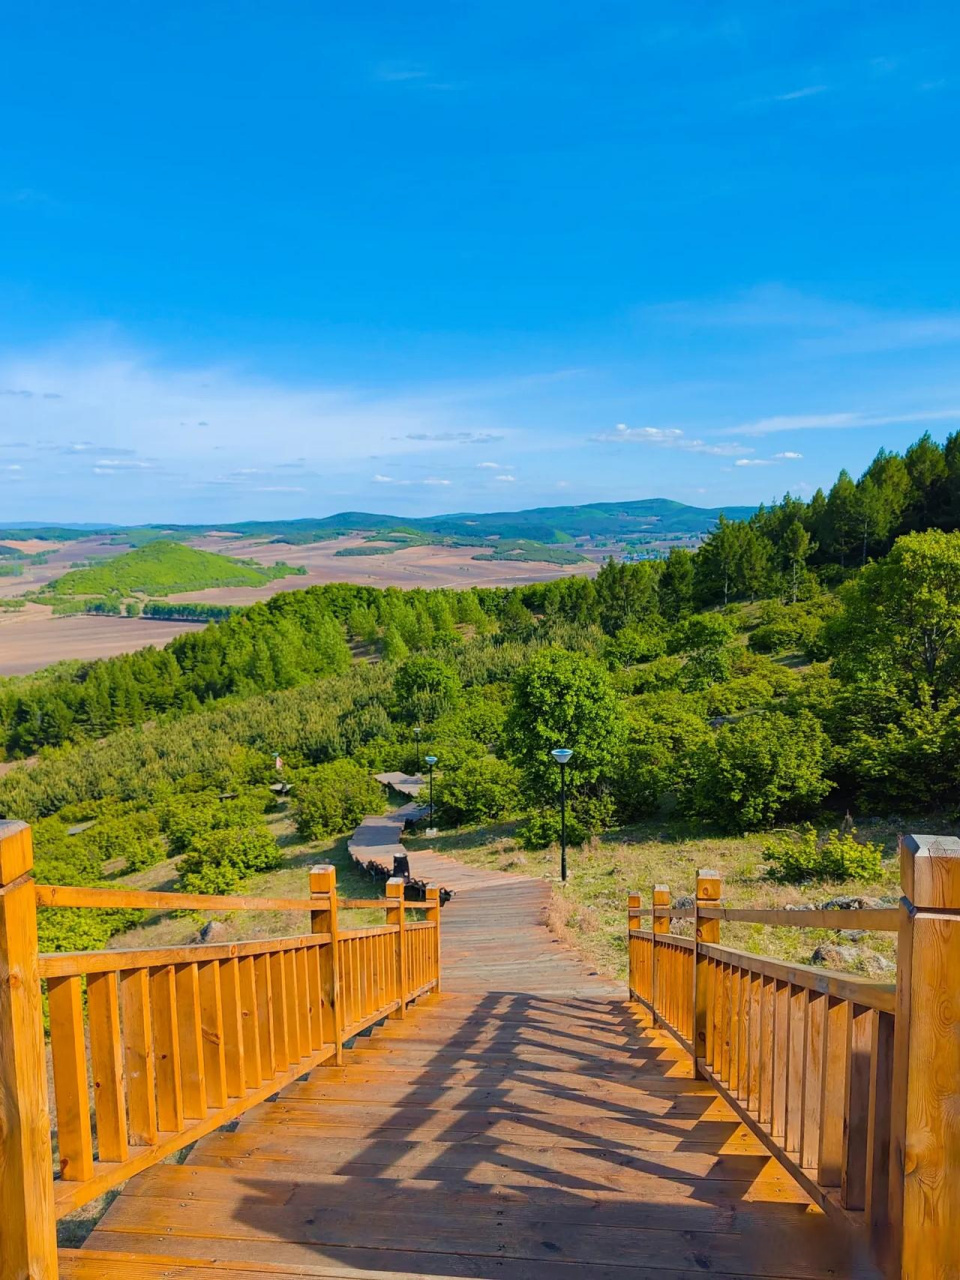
<box><xmin>626</xmin><ymin>837</ymin><xmax>960</xmax><ymax>1280</ymax></box>
<box><xmin>0</xmin><ymin>818</ymin><xmax>443</xmax><ymax>1280</ymax></box>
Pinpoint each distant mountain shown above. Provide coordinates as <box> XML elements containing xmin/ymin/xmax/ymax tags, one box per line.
<box><xmin>215</xmin><ymin>499</ymin><xmax>757</xmax><ymax>544</ymax></box>
<box><xmin>0</xmin><ymin>498</ymin><xmax>757</xmax><ymax>547</ymax></box>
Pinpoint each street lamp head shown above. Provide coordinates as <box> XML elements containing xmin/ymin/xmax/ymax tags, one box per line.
<box><xmin>425</xmin><ymin>755</ymin><xmax>438</xmax><ymax>767</ymax></box>
<box><xmin>551</xmin><ymin>748</ymin><xmax>573</xmax><ymax>766</ymax></box>
<box><xmin>413</xmin><ymin>726</ymin><xmax>422</xmax><ymax>738</ymax></box>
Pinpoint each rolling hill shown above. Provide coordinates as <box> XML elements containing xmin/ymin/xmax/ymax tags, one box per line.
<box><xmin>46</xmin><ymin>540</ymin><xmax>300</xmax><ymax>597</ymax></box>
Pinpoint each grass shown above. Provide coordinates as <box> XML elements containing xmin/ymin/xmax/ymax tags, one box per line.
<box><xmin>104</xmin><ymin>800</ymin><xmax>402</xmax><ymax>954</ymax></box>
<box><xmin>403</xmin><ymin>813</ymin><xmax>939</xmax><ymax>984</ymax></box>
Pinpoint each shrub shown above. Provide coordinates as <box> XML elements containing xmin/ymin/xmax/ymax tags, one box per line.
<box><xmin>435</xmin><ymin>757</ymin><xmax>522</xmax><ymax>826</ymax></box>
<box><xmin>179</xmin><ymin>822</ymin><xmax>282</xmax><ymax>895</ymax></box>
<box><xmin>293</xmin><ymin>760</ymin><xmax>384</xmax><ymax>839</ymax></box>
<box><xmin>764</xmin><ymin>827</ymin><xmax>884</xmax><ymax>883</ymax></box>
<box><xmin>518</xmin><ymin>808</ymin><xmax>586</xmax><ymax>850</ymax></box>
<box><xmin>690</xmin><ymin>711</ymin><xmax>832</xmax><ymax>832</ymax></box>
<box><xmin>612</xmin><ymin>694</ymin><xmax>711</xmax><ymax>819</ymax></box>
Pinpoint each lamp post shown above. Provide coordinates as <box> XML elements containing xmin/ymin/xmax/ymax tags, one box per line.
<box><xmin>550</xmin><ymin>748</ymin><xmax>574</xmax><ymax>883</ymax></box>
<box><xmin>412</xmin><ymin>725</ymin><xmax>422</xmax><ymax>777</ymax></box>
<box><xmin>424</xmin><ymin>755</ymin><xmax>438</xmax><ymax>828</ymax></box>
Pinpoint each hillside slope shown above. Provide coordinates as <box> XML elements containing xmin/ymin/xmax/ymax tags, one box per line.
<box><xmin>47</xmin><ymin>540</ymin><xmax>288</xmax><ymax>597</ymax></box>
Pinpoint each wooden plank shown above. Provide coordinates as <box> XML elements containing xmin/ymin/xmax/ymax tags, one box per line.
<box><xmin>86</xmin><ymin>970</ymin><xmax>128</xmax><ymax>1162</ymax></box>
<box><xmin>698</xmin><ymin>942</ymin><xmax>896</xmax><ymax>1013</ymax></box>
<box><xmin>296</xmin><ymin>947</ymin><xmax>313</xmax><ymax>1054</ymax></box>
<box><xmin>270</xmin><ymin>950</ymin><xmax>290</xmax><ymax>1066</ymax></box>
<box><xmin>865</xmin><ymin>1008</ymin><xmax>894</xmax><ymax>1253</ymax></box>
<box><xmin>283</xmin><ymin>949</ymin><xmax>302</xmax><ymax>1062</ymax></box>
<box><xmin>772</xmin><ymin>978</ymin><xmax>789</xmax><ymax>1143</ymax></box>
<box><xmin>801</xmin><ymin>991</ymin><xmax>825</xmax><ymax>1172</ymax></box>
<box><xmin>786</xmin><ymin>984</ymin><xmax>806</xmax><ymax>1157</ymax></box>
<box><xmin>759</xmin><ymin>974</ymin><xmax>775</xmax><ymax>1128</ymax></box>
<box><xmin>697</xmin><ymin>907</ymin><xmax>898</xmax><ymax>931</ymax></box>
<box><xmin>841</xmin><ymin>1003</ymin><xmax>873</xmax><ymax>1210</ymax></box>
<box><xmin>310</xmin><ymin>865</ymin><xmax>341</xmax><ymax>1061</ymax></box>
<box><xmin>150</xmin><ymin>964</ymin><xmax>183</xmax><ymax>1134</ymax></box>
<box><xmin>120</xmin><ymin>967</ymin><xmax>158</xmax><ymax>1146</ymax></box>
<box><xmin>0</xmin><ymin>826</ymin><xmax>58</xmax><ymax>1279</ymax></box>
<box><xmin>818</xmin><ymin>995</ymin><xmax>848</xmax><ymax>1188</ymax></box>
<box><xmin>747</xmin><ymin>971</ymin><xmax>762</xmax><ymax>1115</ymax></box>
<box><xmin>53</xmin><ymin>1042</ymin><xmax>335</xmax><ymax>1218</ymax></box>
<box><xmin>219</xmin><ymin>957</ymin><xmax>246</xmax><ymax>1099</ymax></box>
<box><xmin>47</xmin><ymin>973</ymin><xmax>94</xmax><ymax>1181</ymax></box>
<box><xmin>897</xmin><ymin>835</ymin><xmax>960</xmax><ymax>1279</ymax></box>
<box><xmin>175</xmin><ymin>962</ymin><xmax>207</xmax><ymax>1120</ymax></box>
<box><xmin>39</xmin><ymin>934</ymin><xmax>329</xmax><ymax>978</ymax></box>
<box><xmin>238</xmin><ymin>955</ymin><xmax>262</xmax><ymax>1087</ymax></box>
<box><xmin>35</xmin><ymin>884</ymin><xmax>317</xmax><ymax>913</ymax></box>
<box><xmin>254</xmin><ymin>952</ymin><xmax>276</xmax><ymax>1079</ymax></box>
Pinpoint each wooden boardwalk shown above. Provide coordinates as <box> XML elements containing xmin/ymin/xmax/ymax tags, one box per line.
<box><xmin>64</xmin><ymin>845</ymin><xmax>877</xmax><ymax>1279</ymax></box>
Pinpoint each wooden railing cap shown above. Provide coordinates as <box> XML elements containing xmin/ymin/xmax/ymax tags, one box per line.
<box><xmin>900</xmin><ymin>833</ymin><xmax>960</xmax><ymax>909</ymax></box>
<box><xmin>0</xmin><ymin>818</ymin><xmax>32</xmax><ymax>884</ymax></box>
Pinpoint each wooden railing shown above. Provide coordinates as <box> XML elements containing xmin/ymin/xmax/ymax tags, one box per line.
<box><xmin>627</xmin><ymin>836</ymin><xmax>960</xmax><ymax>1280</ymax></box>
<box><xmin>0</xmin><ymin>819</ymin><xmax>441</xmax><ymax>1280</ymax></box>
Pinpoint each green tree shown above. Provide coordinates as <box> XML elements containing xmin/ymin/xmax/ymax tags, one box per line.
<box><xmin>825</xmin><ymin>470</ymin><xmax>859</xmax><ymax>568</ymax></box>
<box><xmin>657</xmin><ymin>548</ymin><xmax>694</xmax><ymax>621</ymax></box>
<box><xmin>782</xmin><ymin>520</ymin><xmax>814</xmax><ymax>603</ymax></box>
<box><xmin>824</xmin><ymin>529</ymin><xmax>960</xmax><ymax>705</ymax></box>
<box><xmin>393</xmin><ymin>655</ymin><xmax>461</xmax><ymax>724</ymax></box>
<box><xmin>293</xmin><ymin>760</ymin><xmax>385</xmax><ymax>839</ymax></box>
<box><xmin>435</xmin><ymin>756</ymin><xmax>523</xmax><ymax>825</ymax></box>
<box><xmin>691</xmin><ymin>711</ymin><xmax>832</xmax><ymax>832</ymax></box>
<box><xmin>505</xmin><ymin>647</ymin><xmax>623</xmax><ymax>802</ymax></box>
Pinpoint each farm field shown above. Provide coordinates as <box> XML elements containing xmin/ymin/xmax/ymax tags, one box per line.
<box><xmin>170</xmin><ymin>532</ymin><xmax>602</xmax><ymax>601</ymax></box>
<box><xmin>0</xmin><ymin>531</ymin><xmax>599</xmax><ymax>673</ymax></box>
<box><xmin>0</xmin><ymin>603</ymin><xmax>203</xmax><ymax>675</ymax></box>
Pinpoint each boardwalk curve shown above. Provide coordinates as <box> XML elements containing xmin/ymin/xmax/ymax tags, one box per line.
<box><xmin>68</xmin><ymin>805</ymin><xmax>878</xmax><ymax>1280</ymax></box>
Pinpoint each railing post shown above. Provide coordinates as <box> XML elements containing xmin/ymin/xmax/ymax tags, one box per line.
<box><xmin>386</xmin><ymin>877</ymin><xmax>407</xmax><ymax>1018</ymax></box>
<box><xmin>627</xmin><ymin>891</ymin><xmax>641</xmax><ymax>999</ymax></box>
<box><xmin>651</xmin><ymin>884</ymin><xmax>670</xmax><ymax>1024</ymax></box>
<box><xmin>309</xmin><ymin>864</ymin><xmax>343</xmax><ymax>1065</ymax></box>
<box><xmin>425</xmin><ymin>884</ymin><xmax>441</xmax><ymax>992</ymax></box>
<box><xmin>694</xmin><ymin>869</ymin><xmax>721</xmax><ymax>1077</ymax></box>
<box><xmin>0</xmin><ymin>820</ymin><xmax>58</xmax><ymax>1280</ymax></box>
<box><xmin>890</xmin><ymin>834</ymin><xmax>960</xmax><ymax>1280</ymax></box>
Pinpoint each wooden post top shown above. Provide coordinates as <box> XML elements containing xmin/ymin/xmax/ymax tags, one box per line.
<box><xmin>386</xmin><ymin>877</ymin><xmax>405</xmax><ymax>898</ymax></box>
<box><xmin>309</xmin><ymin>865</ymin><xmax>336</xmax><ymax>894</ymax></box>
<box><xmin>628</xmin><ymin>891</ymin><xmax>642</xmax><ymax>907</ymax></box>
<box><xmin>425</xmin><ymin>884</ymin><xmax>441</xmax><ymax>901</ymax></box>
<box><xmin>899</xmin><ymin>834</ymin><xmax>960</xmax><ymax>910</ymax></box>
<box><xmin>0</xmin><ymin>819</ymin><xmax>32</xmax><ymax>886</ymax></box>
<box><xmin>696</xmin><ymin>870</ymin><xmax>722</xmax><ymax>901</ymax></box>
<box><xmin>652</xmin><ymin>884</ymin><xmax>671</xmax><ymax>904</ymax></box>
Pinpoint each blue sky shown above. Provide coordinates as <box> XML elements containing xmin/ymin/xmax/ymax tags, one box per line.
<box><xmin>2</xmin><ymin>1</ymin><xmax>959</xmax><ymax>523</ymax></box>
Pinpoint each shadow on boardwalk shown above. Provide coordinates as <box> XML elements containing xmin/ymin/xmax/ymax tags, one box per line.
<box><xmin>68</xmin><ymin>822</ymin><xmax>879</xmax><ymax>1280</ymax></box>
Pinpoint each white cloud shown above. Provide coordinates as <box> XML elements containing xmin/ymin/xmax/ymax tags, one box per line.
<box><xmin>477</xmin><ymin>461</ymin><xmax>502</xmax><ymax>469</ymax></box>
<box><xmin>96</xmin><ymin>457</ymin><xmax>155</xmax><ymax>469</ymax></box>
<box><xmin>775</xmin><ymin>451</ymin><xmax>804</xmax><ymax>459</ymax></box>
<box><xmin>423</xmin><ymin>477</ymin><xmax>452</xmax><ymax>486</ymax></box>
<box><xmin>734</xmin><ymin>458</ymin><xmax>775</xmax><ymax>467</ymax></box>
<box><xmin>252</xmin><ymin>486</ymin><xmax>306</xmax><ymax>493</ymax></box>
<box><xmin>495</xmin><ymin>474</ymin><xmax>516</xmax><ymax>483</ymax></box>
<box><xmin>2</xmin><ymin>463</ymin><xmax>22</xmax><ymax>471</ymax></box>
<box><xmin>591</xmin><ymin>422</ymin><xmax>749</xmax><ymax>457</ymax></box>
<box><xmin>774</xmin><ymin>85</ymin><xmax>828</xmax><ymax>101</ymax></box>
<box><xmin>730</xmin><ymin>407</ymin><xmax>960</xmax><ymax>437</ymax></box>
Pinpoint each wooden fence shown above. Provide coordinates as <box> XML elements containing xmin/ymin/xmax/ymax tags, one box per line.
<box><xmin>627</xmin><ymin>835</ymin><xmax>960</xmax><ymax>1280</ymax></box>
<box><xmin>0</xmin><ymin>819</ymin><xmax>441</xmax><ymax>1280</ymax></box>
